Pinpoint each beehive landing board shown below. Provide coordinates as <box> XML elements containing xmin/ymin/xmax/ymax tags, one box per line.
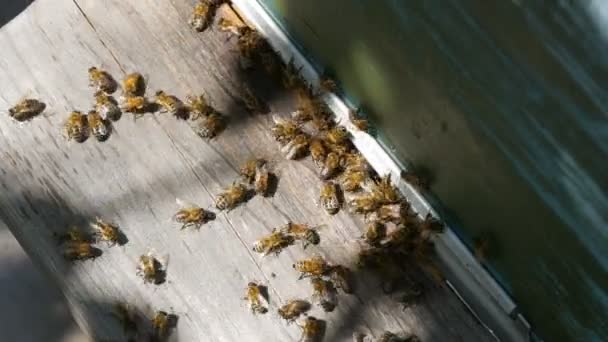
<box><xmin>0</xmin><ymin>1</ymin><xmax>494</xmax><ymax>341</ymax></box>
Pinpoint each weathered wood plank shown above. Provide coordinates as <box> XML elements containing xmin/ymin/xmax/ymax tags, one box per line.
<box><xmin>0</xmin><ymin>1</ymin><xmax>494</xmax><ymax>341</ymax></box>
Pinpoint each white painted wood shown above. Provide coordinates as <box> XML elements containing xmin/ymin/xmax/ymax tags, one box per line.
<box><xmin>0</xmin><ymin>1</ymin><xmax>494</xmax><ymax>341</ymax></box>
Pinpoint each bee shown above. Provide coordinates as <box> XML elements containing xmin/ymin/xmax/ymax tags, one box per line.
<box><xmin>252</xmin><ymin>230</ymin><xmax>294</xmax><ymax>256</ymax></box>
<box><xmin>291</xmin><ymin>109</ymin><xmax>312</xmax><ymax>125</ymax></box>
<box><xmin>319</xmin><ymin>75</ymin><xmax>337</xmax><ymax>93</ymax></box>
<box><xmin>195</xmin><ymin>112</ymin><xmax>223</xmax><ymax>139</ymax></box>
<box><xmin>282</xmin><ymin>133</ymin><xmax>309</xmax><ymax>160</ymax></box>
<box><xmin>136</xmin><ymin>252</ymin><xmax>166</xmax><ymax>284</ymax></box>
<box><xmin>363</xmin><ymin>221</ymin><xmax>386</xmax><ymax>246</ymax></box>
<box><xmin>241</xmin><ymin>85</ymin><xmax>265</xmax><ymax>114</ymax></box>
<box><xmin>342</xmin><ymin>152</ymin><xmax>369</xmax><ymax>172</ymax></box>
<box><xmin>366</xmin><ymin>203</ymin><xmax>412</xmax><ymax>225</ymax></box>
<box><xmin>418</xmin><ymin>213</ymin><xmax>444</xmax><ymax>235</ymax></box>
<box><xmin>244</xmin><ymin>282</ymin><xmax>268</xmax><ymax>314</ymax></box>
<box><xmin>155</xmin><ymin>90</ymin><xmax>187</xmax><ymax>119</ymax></box>
<box><xmin>8</xmin><ymin>98</ymin><xmax>46</xmax><ymax>121</ymax></box>
<box><xmin>173</xmin><ymin>198</ymin><xmax>213</xmax><ymax>230</ymax></box>
<box><xmin>348</xmin><ymin>193</ymin><xmax>378</xmax><ymax>214</ymax></box>
<box><xmin>54</xmin><ymin>226</ymin><xmax>89</xmax><ymax>244</ymax></box>
<box><xmin>310</xmin><ymin>278</ymin><xmax>338</xmax><ymax>312</ymax></box>
<box><xmin>319</xmin><ymin>182</ymin><xmax>340</xmax><ymax>215</ymax></box>
<box><xmin>64</xmin><ymin>111</ymin><xmax>88</xmax><ymax>142</ymax></box>
<box><xmin>281</xmin><ymin>59</ymin><xmax>303</xmax><ymax>89</ymax></box>
<box><xmin>94</xmin><ymin>91</ymin><xmax>121</xmax><ymax>121</ymax></box>
<box><xmin>88</xmin><ymin>66</ymin><xmax>117</xmax><ymax>93</ymax></box>
<box><xmin>320</xmin><ymin>152</ymin><xmax>341</xmax><ymax>180</ymax></box>
<box><xmin>297</xmin><ymin>316</ymin><xmax>325</xmax><ymax>342</ymax></box>
<box><xmin>218</xmin><ymin>17</ymin><xmax>243</xmax><ymax>35</ymax></box>
<box><xmin>112</xmin><ymin>302</ymin><xmax>138</xmax><ymax>335</ymax></box>
<box><xmin>87</xmin><ymin>110</ymin><xmax>109</xmax><ymax>141</ymax></box>
<box><xmin>349</xmin><ymin>109</ymin><xmax>369</xmax><ymax>132</ymax></box>
<box><xmin>293</xmin><ymin>256</ymin><xmax>331</xmax><ymax>279</ymax></box>
<box><xmin>122</xmin><ymin>72</ymin><xmax>145</xmax><ymax>97</ymax></box>
<box><xmin>271</xmin><ymin>115</ymin><xmax>300</xmax><ymax>145</ymax></box>
<box><xmin>189</xmin><ymin>0</ymin><xmax>219</xmax><ymax>32</ymax></box>
<box><xmin>329</xmin><ymin>265</ymin><xmax>354</xmax><ymax>294</ymax></box>
<box><xmin>371</xmin><ymin>175</ymin><xmax>400</xmax><ymax>205</ymax></box>
<box><xmin>377</xmin><ymin>331</ymin><xmax>420</xmax><ymax>342</ymax></box>
<box><xmin>340</xmin><ymin>169</ymin><xmax>367</xmax><ymax>192</ymax></box>
<box><xmin>237</xmin><ymin>27</ymin><xmax>265</xmax><ymax>61</ymax></box>
<box><xmin>254</xmin><ymin>163</ymin><xmax>271</xmax><ymax>196</ymax></box>
<box><xmin>186</xmin><ymin>94</ymin><xmax>214</xmax><ymax>120</ymax></box>
<box><xmin>326</xmin><ymin>126</ymin><xmax>349</xmax><ymax>145</ymax></box>
<box><xmin>63</xmin><ymin>241</ymin><xmax>100</xmax><ymax>261</ymax></box>
<box><xmin>280</xmin><ymin>222</ymin><xmax>320</xmax><ymax>249</ymax></box>
<box><xmin>277</xmin><ymin>299</ymin><xmax>311</xmax><ymax>323</ymax></box>
<box><xmin>239</xmin><ymin>158</ymin><xmax>265</xmax><ymax>184</ymax></box>
<box><xmin>151</xmin><ymin>310</ymin><xmax>176</xmax><ymax>341</ymax></box>
<box><xmin>91</xmin><ymin>217</ymin><xmax>121</xmax><ymax>246</ymax></box>
<box><xmin>215</xmin><ymin>182</ymin><xmax>248</xmax><ymax>211</ymax></box>
<box><xmin>120</xmin><ymin>96</ymin><xmax>150</xmax><ymax>115</ymax></box>
<box><xmin>309</xmin><ymin>138</ymin><xmax>327</xmax><ymax>168</ymax></box>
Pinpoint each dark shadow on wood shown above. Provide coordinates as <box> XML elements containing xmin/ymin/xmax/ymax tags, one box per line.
<box><xmin>0</xmin><ymin>0</ymin><xmax>34</xmax><ymax>28</ymax></box>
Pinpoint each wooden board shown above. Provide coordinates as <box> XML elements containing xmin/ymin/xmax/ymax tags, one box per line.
<box><xmin>0</xmin><ymin>1</ymin><xmax>494</xmax><ymax>341</ymax></box>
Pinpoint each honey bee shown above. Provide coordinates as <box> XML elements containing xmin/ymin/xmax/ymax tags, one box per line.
<box><xmin>329</xmin><ymin>265</ymin><xmax>354</xmax><ymax>294</ymax></box>
<box><xmin>87</xmin><ymin>110</ymin><xmax>109</xmax><ymax>141</ymax></box>
<box><xmin>371</xmin><ymin>175</ymin><xmax>401</xmax><ymax>205</ymax></box>
<box><xmin>271</xmin><ymin>115</ymin><xmax>300</xmax><ymax>145</ymax></box>
<box><xmin>244</xmin><ymin>282</ymin><xmax>268</xmax><ymax>314</ymax></box>
<box><xmin>349</xmin><ymin>109</ymin><xmax>369</xmax><ymax>132</ymax></box>
<box><xmin>122</xmin><ymin>72</ymin><xmax>145</xmax><ymax>97</ymax></box>
<box><xmin>186</xmin><ymin>94</ymin><xmax>214</xmax><ymax>120</ymax></box>
<box><xmin>194</xmin><ymin>112</ymin><xmax>223</xmax><ymax>139</ymax></box>
<box><xmin>363</xmin><ymin>221</ymin><xmax>386</xmax><ymax>246</ymax></box>
<box><xmin>218</xmin><ymin>17</ymin><xmax>243</xmax><ymax>35</ymax></box>
<box><xmin>215</xmin><ymin>182</ymin><xmax>248</xmax><ymax>211</ymax></box>
<box><xmin>290</xmin><ymin>109</ymin><xmax>312</xmax><ymax>124</ymax></box>
<box><xmin>293</xmin><ymin>256</ymin><xmax>331</xmax><ymax>279</ymax></box>
<box><xmin>120</xmin><ymin>96</ymin><xmax>150</xmax><ymax>115</ymax></box>
<box><xmin>310</xmin><ymin>278</ymin><xmax>338</xmax><ymax>312</ymax></box>
<box><xmin>239</xmin><ymin>158</ymin><xmax>265</xmax><ymax>184</ymax></box>
<box><xmin>91</xmin><ymin>217</ymin><xmax>121</xmax><ymax>246</ymax></box>
<box><xmin>418</xmin><ymin>213</ymin><xmax>444</xmax><ymax>235</ymax></box>
<box><xmin>319</xmin><ymin>182</ymin><xmax>340</xmax><ymax>215</ymax></box>
<box><xmin>326</xmin><ymin>126</ymin><xmax>349</xmax><ymax>145</ymax></box>
<box><xmin>377</xmin><ymin>331</ymin><xmax>420</xmax><ymax>342</ymax></box>
<box><xmin>189</xmin><ymin>0</ymin><xmax>212</xmax><ymax>32</ymax></box>
<box><xmin>237</xmin><ymin>27</ymin><xmax>265</xmax><ymax>61</ymax></box>
<box><xmin>151</xmin><ymin>310</ymin><xmax>176</xmax><ymax>341</ymax></box>
<box><xmin>366</xmin><ymin>203</ymin><xmax>412</xmax><ymax>225</ymax></box>
<box><xmin>282</xmin><ymin>133</ymin><xmax>309</xmax><ymax>160</ymax></box>
<box><xmin>320</xmin><ymin>152</ymin><xmax>341</xmax><ymax>180</ymax></box>
<box><xmin>280</xmin><ymin>222</ymin><xmax>320</xmax><ymax>249</ymax></box>
<box><xmin>8</xmin><ymin>98</ymin><xmax>46</xmax><ymax>121</ymax></box>
<box><xmin>277</xmin><ymin>299</ymin><xmax>311</xmax><ymax>323</ymax></box>
<box><xmin>94</xmin><ymin>91</ymin><xmax>121</xmax><ymax>121</ymax></box>
<box><xmin>136</xmin><ymin>252</ymin><xmax>166</xmax><ymax>284</ymax></box>
<box><xmin>63</xmin><ymin>241</ymin><xmax>100</xmax><ymax>261</ymax></box>
<box><xmin>254</xmin><ymin>163</ymin><xmax>271</xmax><ymax>196</ymax></box>
<box><xmin>340</xmin><ymin>169</ymin><xmax>367</xmax><ymax>192</ymax></box>
<box><xmin>64</xmin><ymin>111</ymin><xmax>88</xmax><ymax>142</ymax></box>
<box><xmin>173</xmin><ymin>198</ymin><xmax>213</xmax><ymax>230</ymax></box>
<box><xmin>348</xmin><ymin>193</ymin><xmax>378</xmax><ymax>214</ymax></box>
<box><xmin>112</xmin><ymin>302</ymin><xmax>137</xmax><ymax>334</ymax></box>
<box><xmin>297</xmin><ymin>316</ymin><xmax>325</xmax><ymax>342</ymax></box>
<box><xmin>281</xmin><ymin>58</ymin><xmax>303</xmax><ymax>89</ymax></box>
<box><xmin>88</xmin><ymin>66</ymin><xmax>117</xmax><ymax>94</ymax></box>
<box><xmin>241</xmin><ymin>85</ymin><xmax>266</xmax><ymax>114</ymax></box>
<box><xmin>319</xmin><ymin>75</ymin><xmax>337</xmax><ymax>93</ymax></box>
<box><xmin>309</xmin><ymin>138</ymin><xmax>327</xmax><ymax>168</ymax></box>
<box><xmin>54</xmin><ymin>226</ymin><xmax>89</xmax><ymax>244</ymax></box>
<box><xmin>342</xmin><ymin>152</ymin><xmax>369</xmax><ymax>172</ymax></box>
<box><xmin>252</xmin><ymin>229</ymin><xmax>294</xmax><ymax>256</ymax></box>
<box><xmin>155</xmin><ymin>90</ymin><xmax>187</xmax><ymax>119</ymax></box>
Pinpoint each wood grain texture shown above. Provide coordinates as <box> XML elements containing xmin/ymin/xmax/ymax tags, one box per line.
<box><xmin>0</xmin><ymin>1</ymin><xmax>494</xmax><ymax>341</ymax></box>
